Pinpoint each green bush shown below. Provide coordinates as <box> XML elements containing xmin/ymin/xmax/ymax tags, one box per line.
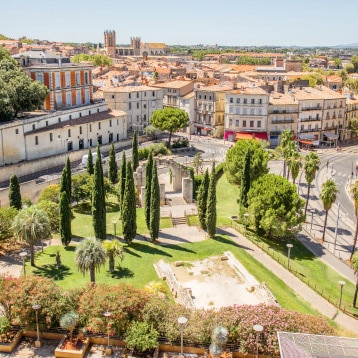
<box><xmin>0</xmin><ymin>316</ymin><xmax>10</xmax><ymax>334</ymax></box>
<box><xmin>125</xmin><ymin>321</ymin><xmax>159</xmax><ymax>352</ymax></box>
<box><xmin>38</xmin><ymin>184</ymin><xmax>60</xmax><ymax>203</ymax></box>
<box><xmin>37</xmin><ymin>200</ymin><xmax>60</xmax><ymax>232</ymax></box>
<box><xmin>138</xmin><ymin>143</ymin><xmax>170</xmax><ymax>161</ymax></box>
<box><xmin>0</xmin><ymin>207</ymin><xmax>18</xmax><ymax>241</ymax></box>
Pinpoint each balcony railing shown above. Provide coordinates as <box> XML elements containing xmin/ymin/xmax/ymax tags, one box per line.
<box><xmin>301</xmin><ymin>106</ymin><xmax>321</xmax><ymax>111</ymax></box>
<box><xmin>299</xmin><ymin>128</ymin><xmax>321</xmax><ymax>133</ymax></box>
<box><xmin>299</xmin><ymin>117</ymin><xmax>321</xmax><ymax>123</ymax></box>
<box><xmin>271</xmin><ymin>119</ymin><xmax>294</xmax><ymax>124</ymax></box>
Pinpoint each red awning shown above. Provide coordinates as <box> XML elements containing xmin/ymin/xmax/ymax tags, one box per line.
<box><xmin>235</xmin><ymin>132</ymin><xmax>268</xmax><ymax>141</ymax></box>
<box><xmin>299</xmin><ymin>140</ymin><xmax>313</xmax><ymax>145</ymax></box>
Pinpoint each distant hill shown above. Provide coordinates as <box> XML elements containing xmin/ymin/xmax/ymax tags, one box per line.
<box><xmin>334</xmin><ymin>43</ymin><xmax>358</xmax><ymax>49</ymax></box>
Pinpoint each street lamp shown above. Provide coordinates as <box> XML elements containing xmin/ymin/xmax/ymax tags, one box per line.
<box><xmin>338</xmin><ymin>280</ymin><xmax>346</xmax><ymax>309</ymax></box>
<box><xmin>243</xmin><ymin>213</ymin><xmax>249</xmax><ymax>233</ymax></box>
<box><xmin>310</xmin><ymin>209</ymin><xmax>316</xmax><ymax>231</ymax></box>
<box><xmin>112</xmin><ymin>220</ymin><xmax>118</xmax><ymax>239</ymax></box>
<box><xmin>287</xmin><ymin>244</ymin><xmax>293</xmax><ymax>271</ymax></box>
<box><xmin>19</xmin><ymin>252</ymin><xmax>27</xmax><ymax>276</ymax></box>
<box><xmin>178</xmin><ymin>316</ymin><xmax>188</xmax><ymax>358</ymax></box>
<box><xmin>253</xmin><ymin>324</ymin><xmax>263</xmax><ymax>358</ymax></box>
<box><xmin>333</xmin><ymin>203</ymin><xmax>341</xmax><ymax>253</ymax></box>
<box><xmin>32</xmin><ymin>304</ymin><xmax>41</xmax><ymax>347</ymax></box>
<box><xmin>103</xmin><ymin>310</ymin><xmax>112</xmax><ymax>355</ymax></box>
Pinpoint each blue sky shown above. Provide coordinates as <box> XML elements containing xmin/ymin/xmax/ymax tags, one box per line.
<box><xmin>3</xmin><ymin>0</ymin><xmax>357</xmax><ymax>47</ymax></box>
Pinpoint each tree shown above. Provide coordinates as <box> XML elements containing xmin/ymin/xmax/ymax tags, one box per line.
<box><xmin>0</xmin><ymin>58</ymin><xmax>48</xmax><ymax>121</ymax></box>
<box><xmin>75</xmin><ymin>237</ymin><xmax>106</xmax><ymax>283</ymax></box>
<box><xmin>8</xmin><ymin>174</ymin><xmax>22</xmax><ymax>210</ymax></box>
<box><xmin>12</xmin><ymin>206</ymin><xmax>51</xmax><ymax>266</ymax></box>
<box><xmin>59</xmin><ymin>192</ymin><xmax>72</xmax><ymax>246</ymax></box>
<box><xmin>132</xmin><ymin>130</ymin><xmax>139</xmax><ymax>172</ymax></box>
<box><xmin>122</xmin><ymin>161</ymin><xmax>137</xmax><ymax>244</ymax></box>
<box><xmin>60</xmin><ymin>311</ymin><xmax>79</xmax><ymax>340</ymax></box>
<box><xmin>86</xmin><ymin>148</ymin><xmax>94</xmax><ymax>175</ymax></box>
<box><xmin>60</xmin><ymin>157</ymin><xmax>71</xmax><ymax>201</ymax></box>
<box><xmin>37</xmin><ymin>200</ymin><xmax>59</xmax><ymax>232</ymax></box>
<box><xmin>304</xmin><ymin>152</ymin><xmax>321</xmax><ymax>215</ymax></box>
<box><xmin>287</xmin><ymin>150</ymin><xmax>302</xmax><ymax>185</ymax></box>
<box><xmin>225</xmin><ymin>139</ymin><xmax>269</xmax><ymax>187</ymax></box>
<box><xmin>320</xmin><ymin>180</ymin><xmax>338</xmax><ymax>242</ymax></box>
<box><xmin>240</xmin><ymin>150</ymin><xmax>251</xmax><ymax>208</ymax></box>
<box><xmin>278</xmin><ymin>129</ymin><xmax>295</xmax><ymax>179</ymax></box>
<box><xmin>351</xmin><ymin>252</ymin><xmax>358</xmax><ymax>307</ymax></box>
<box><xmin>206</xmin><ymin>162</ymin><xmax>217</xmax><ymax>238</ymax></box>
<box><xmin>144</xmin><ymin>152</ymin><xmax>153</xmax><ymax>230</ymax></box>
<box><xmin>119</xmin><ymin>151</ymin><xmax>127</xmax><ymax>208</ymax></box>
<box><xmin>108</xmin><ymin>143</ymin><xmax>118</xmax><ymax>184</ymax></box>
<box><xmin>103</xmin><ymin>239</ymin><xmax>124</xmax><ymax>273</ymax></box>
<box><xmin>350</xmin><ymin>182</ymin><xmax>358</xmax><ymax>261</ymax></box>
<box><xmin>247</xmin><ymin>173</ymin><xmax>305</xmax><ymax>239</ymax></box>
<box><xmin>351</xmin><ymin>55</ymin><xmax>358</xmax><ymax>70</ymax></box>
<box><xmin>150</xmin><ymin>108</ymin><xmax>189</xmax><ymax>147</ymax></box>
<box><xmin>197</xmin><ymin>169</ymin><xmax>209</xmax><ymax>229</ymax></box>
<box><xmin>149</xmin><ymin>160</ymin><xmax>160</xmax><ymax>242</ymax></box>
<box><xmin>192</xmin><ymin>152</ymin><xmax>204</xmax><ymax>175</ymax></box>
<box><xmin>92</xmin><ymin>145</ymin><xmax>106</xmax><ymax>240</ymax></box>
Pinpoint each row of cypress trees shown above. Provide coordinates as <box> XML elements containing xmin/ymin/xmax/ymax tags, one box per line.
<box><xmin>197</xmin><ymin>162</ymin><xmax>217</xmax><ymax>238</ymax></box>
<box><xmin>59</xmin><ymin>157</ymin><xmax>72</xmax><ymax>246</ymax></box>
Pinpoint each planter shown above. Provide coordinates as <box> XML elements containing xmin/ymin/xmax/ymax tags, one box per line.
<box><xmin>54</xmin><ymin>336</ymin><xmax>90</xmax><ymax>358</ymax></box>
<box><xmin>0</xmin><ymin>329</ymin><xmax>23</xmax><ymax>353</ymax></box>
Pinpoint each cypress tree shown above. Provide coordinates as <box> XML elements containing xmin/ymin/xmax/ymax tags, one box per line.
<box><xmin>108</xmin><ymin>143</ymin><xmax>118</xmax><ymax>184</ymax></box>
<box><xmin>92</xmin><ymin>145</ymin><xmax>106</xmax><ymax>240</ymax></box>
<box><xmin>132</xmin><ymin>130</ymin><xmax>139</xmax><ymax>172</ymax></box>
<box><xmin>197</xmin><ymin>169</ymin><xmax>209</xmax><ymax>230</ymax></box>
<box><xmin>149</xmin><ymin>160</ymin><xmax>160</xmax><ymax>242</ymax></box>
<box><xmin>87</xmin><ymin>148</ymin><xmax>94</xmax><ymax>175</ymax></box>
<box><xmin>240</xmin><ymin>150</ymin><xmax>251</xmax><ymax>208</ymax></box>
<box><xmin>119</xmin><ymin>151</ymin><xmax>127</xmax><ymax>211</ymax></box>
<box><xmin>206</xmin><ymin>162</ymin><xmax>217</xmax><ymax>238</ymax></box>
<box><xmin>144</xmin><ymin>152</ymin><xmax>153</xmax><ymax>230</ymax></box>
<box><xmin>122</xmin><ymin>161</ymin><xmax>137</xmax><ymax>244</ymax></box>
<box><xmin>60</xmin><ymin>157</ymin><xmax>72</xmax><ymax>200</ymax></box>
<box><xmin>59</xmin><ymin>191</ymin><xmax>72</xmax><ymax>246</ymax></box>
<box><xmin>8</xmin><ymin>174</ymin><xmax>22</xmax><ymax>210</ymax></box>
<box><xmin>60</xmin><ymin>166</ymin><xmax>68</xmax><ymax>194</ymax></box>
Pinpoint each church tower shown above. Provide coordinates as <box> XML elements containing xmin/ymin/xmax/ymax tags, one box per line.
<box><xmin>131</xmin><ymin>37</ymin><xmax>141</xmax><ymax>56</ymax></box>
<box><xmin>104</xmin><ymin>30</ymin><xmax>116</xmax><ymax>56</ymax></box>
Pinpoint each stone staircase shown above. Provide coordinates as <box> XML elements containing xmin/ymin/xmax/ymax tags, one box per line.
<box><xmin>172</xmin><ymin>216</ymin><xmax>187</xmax><ymax>226</ymax></box>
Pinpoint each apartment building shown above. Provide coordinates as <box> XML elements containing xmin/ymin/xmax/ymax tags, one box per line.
<box><xmin>0</xmin><ymin>103</ymin><xmax>127</xmax><ymax>166</ymax></box>
<box><xmin>195</xmin><ymin>84</ymin><xmax>232</xmax><ymax>138</ymax></box>
<box><xmin>224</xmin><ymin>85</ymin><xmax>269</xmax><ymax>142</ymax></box>
<box><xmin>268</xmin><ymin>92</ymin><xmax>299</xmax><ymax>146</ymax></box>
<box><xmin>290</xmin><ymin>86</ymin><xmax>346</xmax><ymax>145</ymax></box>
<box><xmin>28</xmin><ymin>62</ymin><xmax>93</xmax><ymax>111</ymax></box>
<box><xmin>344</xmin><ymin>94</ymin><xmax>358</xmax><ymax>141</ymax></box>
<box><xmin>103</xmin><ymin>85</ymin><xmax>163</xmax><ymax>132</ymax></box>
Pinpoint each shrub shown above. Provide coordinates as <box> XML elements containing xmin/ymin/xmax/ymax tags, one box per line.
<box><xmin>0</xmin><ymin>207</ymin><xmax>18</xmax><ymax>241</ymax></box>
<box><xmin>38</xmin><ymin>184</ymin><xmax>60</xmax><ymax>203</ymax></box>
<box><xmin>125</xmin><ymin>321</ymin><xmax>159</xmax><ymax>352</ymax></box>
<box><xmin>37</xmin><ymin>200</ymin><xmax>60</xmax><ymax>232</ymax></box>
<box><xmin>0</xmin><ymin>317</ymin><xmax>10</xmax><ymax>334</ymax></box>
<box><xmin>138</xmin><ymin>143</ymin><xmax>170</xmax><ymax>161</ymax></box>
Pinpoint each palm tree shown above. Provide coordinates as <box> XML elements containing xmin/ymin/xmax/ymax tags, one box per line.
<box><xmin>12</xmin><ymin>206</ymin><xmax>51</xmax><ymax>266</ymax></box>
<box><xmin>351</xmin><ymin>252</ymin><xmax>358</xmax><ymax>307</ymax></box>
<box><xmin>320</xmin><ymin>179</ymin><xmax>338</xmax><ymax>242</ymax></box>
<box><xmin>304</xmin><ymin>152</ymin><xmax>321</xmax><ymax>215</ymax></box>
<box><xmin>103</xmin><ymin>239</ymin><xmax>124</xmax><ymax>272</ymax></box>
<box><xmin>350</xmin><ymin>182</ymin><xmax>358</xmax><ymax>261</ymax></box>
<box><xmin>279</xmin><ymin>129</ymin><xmax>295</xmax><ymax>178</ymax></box>
<box><xmin>75</xmin><ymin>237</ymin><xmax>106</xmax><ymax>283</ymax></box>
<box><xmin>287</xmin><ymin>150</ymin><xmax>302</xmax><ymax>185</ymax></box>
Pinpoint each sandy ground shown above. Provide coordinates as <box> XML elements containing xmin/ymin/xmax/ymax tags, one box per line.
<box><xmin>171</xmin><ymin>256</ymin><xmax>262</xmax><ymax>309</ymax></box>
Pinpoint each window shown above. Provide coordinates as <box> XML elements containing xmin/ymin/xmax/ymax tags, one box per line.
<box><xmin>129</xmin><ymin>103</ymin><xmax>131</xmax><ymax>110</ymax></box>
<box><xmin>46</xmin><ymin>121</ymin><xmax>48</xmax><ymax>126</ymax></box>
<box><xmin>84</xmin><ymin>72</ymin><xmax>88</xmax><ymax>84</ymax></box>
<box><xmin>76</xmin><ymin>72</ymin><xmax>80</xmax><ymax>85</ymax></box>
<box><xmin>80</xmin><ymin>126</ymin><xmax>82</xmax><ymax>135</ymax></box>
<box><xmin>144</xmin><ymin>104</ymin><xmax>147</xmax><ymax>109</ymax></box>
<box><xmin>229</xmin><ymin>118</ymin><xmax>233</xmax><ymax>126</ymax></box>
<box><xmin>230</xmin><ymin>97</ymin><xmax>233</xmax><ymax>103</ymax></box>
<box><xmin>58</xmin><ymin>118</ymin><xmax>61</xmax><ymax>123</ymax></box>
<box><xmin>257</xmin><ymin>108</ymin><xmax>262</xmax><ymax>115</ymax></box>
<box><xmin>35</xmin><ymin>136</ymin><xmax>39</xmax><ymax>145</ymax></box>
<box><xmin>243</xmin><ymin>99</ymin><xmax>247</xmax><ymax>104</ymax></box>
<box><xmin>257</xmin><ymin>120</ymin><xmax>261</xmax><ymax>128</ymax></box>
<box><xmin>136</xmin><ymin>92</ymin><xmax>139</xmax><ymax>98</ymax></box>
<box><xmin>243</xmin><ymin>108</ymin><xmax>247</xmax><ymax>115</ymax></box>
<box><xmin>251</xmin><ymin>99</ymin><xmax>255</xmax><ymax>104</ymax></box>
<box><xmin>144</xmin><ymin>92</ymin><xmax>146</xmax><ymax>97</ymax></box>
<box><xmin>129</xmin><ymin>93</ymin><xmax>131</xmax><ymax>99</ymax></box>
<box><xmin>15</xmin><ymin>128</ymin><xmax>19</xmax><ymax>134</ymax></box>
<box><xmin>236</xmin><ymin>107</ymin><xmax>240</xmax><ymax>115</ymax></box>
<box><xmin>55</xmin><ymin>73</ymin><xmax>60</xmax><ymax>88</ymax></box>
<box><xmin>98</xmin><ymin>122</ymin><xmax>101</xmax><ymax>130</ymax></box>
<box><xmin>68</xmin><ymin>129</ymin><xmax>71</xmax><ymax>137</ymax></box>
<box><xmin>152</xmin><ymin>91</ymin><xmax>155</xmax><ymax>96</ymax></box>
<box><xmin>151</xmin><ymin>101</ymin><xmax>156</xmax><ymax>108</ymax></box>
<box><xmin>204</xmin><ymin>95</ymin><xmax>207</xmax><ymax>99</ymax></box>
<box><xmin>137</xmin><ymin>103</ymin><xmax>139</xmax><ymax>109</ymax></box>
<box><xmin>199</xmin><ymin>95</ymin><xmax>201</xmax><ymax>99</ymax></box>
<box><xmin>110</xmin><ymin>120</ymin><xmax>112</xmax><ymax>127</ymax></box>
<box><xmin>65</xmin><ymin>72</ymin><xmax>70</xmax><ymax>87</ymax></box>
<box><xmin>111</xmin><ymin>95</ymin><xmax>115</xmax><ymax>99</ymax></box>
<box><xmin>69</xmin><ymin>115</ymin><xmax>72</xmax><ymax>120</ymax></box>
<box><xmin>236</xmin><ymin>98</ymin><xmax>240</xmax><ymax>104</ymax></box>
<box><xmin>89</xmin><ymin>124</ymin><xmax>92</xmax><ymax>132</ymax></box>
<box><xmin>235</xmin><ymin>119</ymin><xmax>239</xmax><ymax>127</ymax></box>
<box><xmin>250</xmin><ymin>120</ymin><xmax>254</xmax><ymax>128</ymax></box>
<box><xmin>144</xmin><ymin>114</ymin><xmax>146</xmax><ymax>121</ymax></box>
<box><xmin>243</xmin><ymin>120</ymin><xmax>247</xmax><ymax>128</ymax></box>
<box><xmin>229</xmin><ymin>106</ymin><xmax>234</xmax><ymax>114</ymax></box>
<box><xmin>32</xmin><ymin>124</ymin><xmax>36</xmax><ymax>130</ymax></box>
<box><xmin>250</xmin><ymin>108</ymin><xmax>255</xmax><ymax>115</ymax></box>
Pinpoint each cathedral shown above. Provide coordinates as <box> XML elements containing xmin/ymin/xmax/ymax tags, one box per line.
<box><xmin>103</xmin><ymin>30</ymin><xmax>169</xmax><ymax>57</ymax></box>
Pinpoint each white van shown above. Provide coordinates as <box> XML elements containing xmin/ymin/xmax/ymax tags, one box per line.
<box><xmin>81</xmin><ymin>153</ymin><xmax>104</xmax><ymax>167</ymax></box>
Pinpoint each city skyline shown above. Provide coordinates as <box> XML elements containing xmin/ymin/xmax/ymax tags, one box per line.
<box><xmin>3</xmin><ymin>0</ymin><xmax>358</xmax><ymax>47</ymax></box>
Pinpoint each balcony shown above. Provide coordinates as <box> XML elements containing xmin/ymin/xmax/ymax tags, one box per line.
<box><xmin>299</xmin><ymin>128</ymin><xmax>321</xmax><ymax>133</ymax></box>
<box><xmin>271</xmin><ymin>119</ymin><xmax>294</xmax><ymax>124</ymax></box>
<box><xmin>301</xmin><ymin>106</ymin><xmax>321</xmax><ymax>111</ymax></box>
<box><xmin>299</xmin><ymin>117</ymin><xmax>321</xmax><ymax>123</ymax></box>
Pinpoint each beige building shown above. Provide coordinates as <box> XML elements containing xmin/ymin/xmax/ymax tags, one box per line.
<box><xmin>195</xmin><ymin>84</ymin><xmax>232</xmax><ymax>138</ymax></box>
<box><xmin>344</xmin><ymin>94</ymin><xmax>358</xmax><ymax>141</ymax></box>
<box><xmin>102</xmin><ymin>85</ymin><xmax>163</xmax><ymax>133</ymax></box>
<box><xmin>0</xmin><ymin>103</ymin><xmax>127</xmax><ymax>166</ymax></box>
<box><xmin>290</xmin><ymin>86</ymin><xmax>346</xmax><ymax>145</ymax></box>
<box><xmin>224</xmin><ymin>85</ymin><xmax>269</xmax><ymax>142</ymax></box>
<box><xmin>268</xmin><ymin>92</ymin><xmax>299</xmax><ymax>146</ymax></box>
